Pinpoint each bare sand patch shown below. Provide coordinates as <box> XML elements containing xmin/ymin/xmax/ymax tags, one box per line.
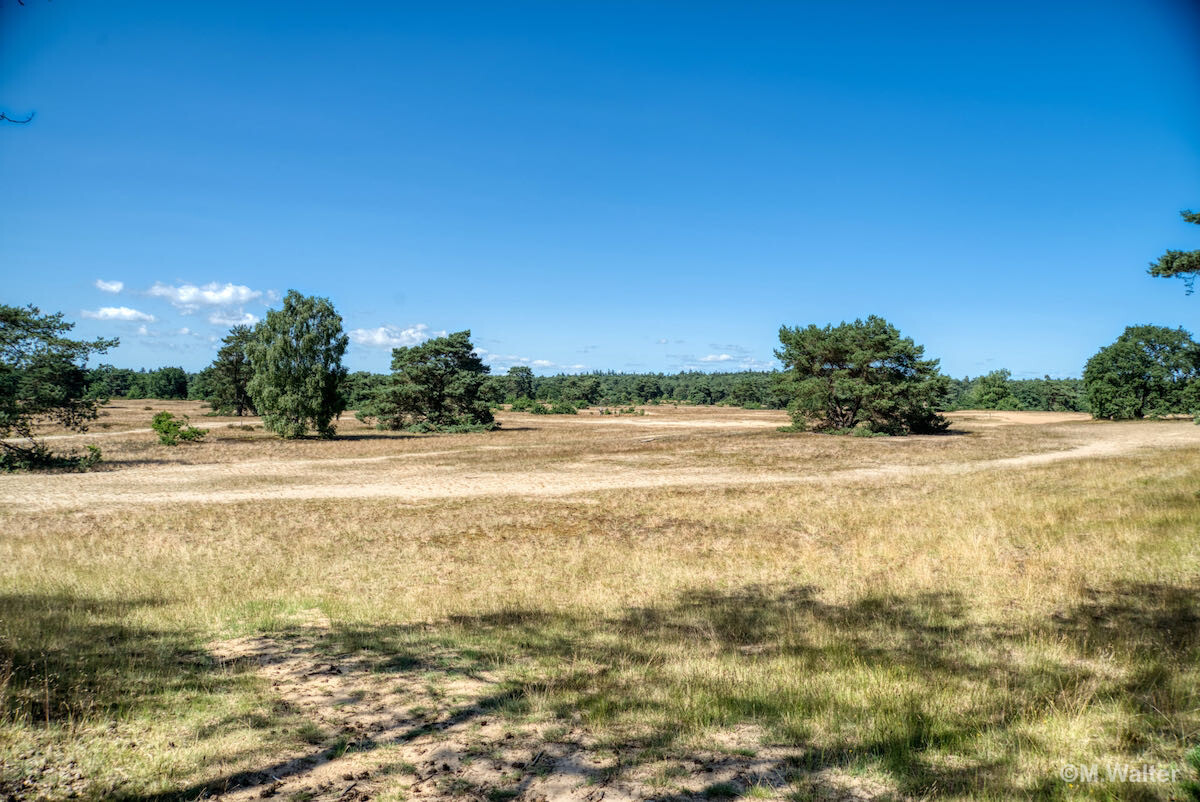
<box><xmin>3</xmin><ymin>410</ymin><xmax>1196</xmax><ymax>511</ymax></box>
<box><xmin>206</xmin><ymin>614</ymin><xmax>897</xmax><ymax>802</ymax></box>
<box><xmin>946</xmin><ymin>410</ymin><xmax>1093</xmax><ymax>427</ymax></box>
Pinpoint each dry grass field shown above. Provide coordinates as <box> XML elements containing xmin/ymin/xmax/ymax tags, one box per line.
<box><xmin>2</xmin><ymin>402</ymin><xmax>1199</xmax><ymax>801</ymax></box>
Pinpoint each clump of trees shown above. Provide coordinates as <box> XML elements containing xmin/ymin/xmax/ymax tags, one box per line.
<box><xmin>245</xmin><ymin>291</ymin><xmax>349</xmax><ymax>438</ymax></box>
<box><xmin>775</xmin><ymin>316</ymin><xmax>949</xmax><ymax>435</ymax></box>
<box><xmin>358</xmin><ymin>330</ymin><xmax>497</xmax><ymax>432</ymax></box>
<box><xmin>507</xmin><ymin>366</ymin><xmax>535</xmax><ymax>400</ymax></box>
<box><xmin>968</xmin><ymin>369</ymin><xmax>1023</xmax><ymax>410</ymax></box>
<box><xmin>945</xmin><ymin>372</ymin><xmax>1076</xmax><ymax>411</ymax></box>
<box><xmin>85</xmin><ymin>365</ymin><xmax>189</xmax><ymax>400</ymax></box>
<box><xmin>944</xmin><ymin>374</ymin><xmax>1087</xmax><ymax>412</ymax></box>
<box><xmin>494</xmin><ymin>368</ymin><xmax>787</xmax><ymax>409</ymax></box>
<box><xmin>83</xmin><ymin>363</ymin><xmax>1102</xmax><ymax>415</ymax></box>
<box><xmin>517</xmin><ymin>399</ymin><xmax>580</xmax><ymax>414</ymax></box>
<box><xmin>1083</xmin><ymin>325</ymin><xmax>1199</xmax><ymax>420</ymax></box>
<box><xmin>343</xmin><ymin>371</ymin><xmax>389</xmax><ymax>411</ymax></box>
<box><xmin>1</xmin><ymin>304</ymin><xmax>115</xmax><ymax>470</ymax></box>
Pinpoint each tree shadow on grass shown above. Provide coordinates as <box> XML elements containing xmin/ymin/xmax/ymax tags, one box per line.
<box><xmin>326</xmin><ymin>432</ymin><xmax>420</xmax><ymax>442</ymax></box>
<box><xmin>0</xmin><ymin>593</ymin><xmax>285</xmax><ymax>800</ymax></box>
<box><xmin>4</xmin><ymin>581</ymin><xmax>1198</xmax><ymax>800</ymax></box>
<box><xmin>0</xmin><ymin>593</ymin><xmax>243</xmax><ymax>728</ymax></box>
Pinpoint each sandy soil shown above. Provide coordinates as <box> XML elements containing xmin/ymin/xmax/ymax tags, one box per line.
<box><xmin>942</xmin><ymin>410</ymin><xmax>1092</xmax><ymax>427</ymax></box>
<box><xmin>2</xmin><ymin>408</ymin><xmax>1196</xmax><ymax>512</ymax></box>
<box><xmin>206</xmin><ymin>614</ymin><xmax>896</xmax><ymax>802</ymax></box>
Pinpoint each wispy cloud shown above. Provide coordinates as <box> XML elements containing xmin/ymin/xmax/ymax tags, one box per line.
<box><xmin>478</xmin><ymin>350</ymin><xmax>586</xmax><ymax>373</ymax></box>
<box><xmin>208</xmin><ymin>310</ymin><xmax>259</xmax><ymax>327</ymax></box>
<box><xmin>132</xmin><ymin>324</ymin><xmax>214</xmax><ymax>350</ymax></box>
<box><xmin>94</xmin><ymin>279</ymin><xmax>124</xmax><ymax>294</ymax></box>
<box><xmin>349</xmin><ymin>324</ymin><xmax>444</xmax><ymax>349</ymax></box>
<box><xmin>669</xmin><ymin>347</ymin><xmax>777</xmax><ymax>372</ymax></box>
<box><xmin>82</xmin><ymin>306</ymin><xmax>155</xmax><ymax>322</ymax></box>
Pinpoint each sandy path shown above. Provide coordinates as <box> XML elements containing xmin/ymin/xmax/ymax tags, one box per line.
<box><xmin>3</xmin><ymin>421</ymin><xmax>1196</xmax><ymax>511</ymax></box>
<box><xmin>559</xmin><ymin>416</ymin><xmax>785</xmax><ymax>428</ymax></box>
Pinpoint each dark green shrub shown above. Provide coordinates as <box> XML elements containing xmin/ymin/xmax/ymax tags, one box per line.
<box><xmin>0</xmin><ymin>443</ymin><xmax>102</xmax><ymax>472</ymax></box>
<box><xmin>152</xmin><ymin>411</ymin><xmax>207</xmax><ymax>446</ymax></box>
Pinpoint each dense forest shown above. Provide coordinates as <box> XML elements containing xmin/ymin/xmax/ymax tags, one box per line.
<box><xmin>83</xmin><ymin>363</ymin><xmax>1089</xmax><ymax>413</ymax></box>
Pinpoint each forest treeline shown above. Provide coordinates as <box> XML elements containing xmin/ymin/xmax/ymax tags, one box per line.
<box><xmin>81</xmin><ymin>362</ymin><xmax>1090</xmax><ymax>413</ymax></box>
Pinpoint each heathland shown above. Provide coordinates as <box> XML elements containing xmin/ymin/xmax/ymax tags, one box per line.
<box><xmin>2</xmin><ymin>402</ymin><xmax>1198</xmax><ymax>800</ymax></box>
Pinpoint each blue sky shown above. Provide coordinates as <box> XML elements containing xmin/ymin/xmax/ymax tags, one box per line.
<box><xmin>2</xmin><ymin>1</ymin><xmax>1197</xmax><ymax>377</ymax></box>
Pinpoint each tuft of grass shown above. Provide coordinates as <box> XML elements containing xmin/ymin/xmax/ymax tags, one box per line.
<box><xmin>295</xmin><ymin>721</ymin><xmax>325</xmax><ymax>745</ymax></box>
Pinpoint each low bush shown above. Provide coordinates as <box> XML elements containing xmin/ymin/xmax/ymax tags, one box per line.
<box><xmin>403</xmin><ymin>420</ymin><xmax>498</xmax><ymax>433</ymax></box>
<box><xmin>0</xmin><ymin>443</ymin><xmax>102</xmax><ymax>472</ymax></box>
<box><xmin>151</xmin><ymin>412</ymin><xmax>208</xmax><ymax>446</ymax></box>
<box><xmin>526</xmin><ymin>401</ymin><xmax>578</xmax><ymax>415</ymax></box>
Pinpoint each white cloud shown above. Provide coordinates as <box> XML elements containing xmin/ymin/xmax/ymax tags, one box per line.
<box><xmin>147</xmin><ymin>281</ymin><xmax>263</xmax><ymax>311</ymax></box>
<box><xmin>208</xmin><ymin>310</ymin><xmax>259</xmax><ymax>326</ymax></box>
<box><xmin>479</xmin><ymin>352</ymin><xmax>587</xmax><ymax>373</ymax></box>
<box><xmin>349</xmin><ymin>324</ymin><xmax>444</xmax><ymax>349</ymax></box>
<box><xmin>656</xmin><ymin>338</ymin><xmax>669</xmax><ymax>345</ymax></box>
<box><xmin>700</xmin><ymin>353</ymin><xmax>735</xmax><ymax>362</ymax></box>
<box><xmin>81</xmin><ymin>306</ymin><xmax>155</xmax><ymax>322</ymax></box>
<box><xmin>94</xmin><ymin>279</ymin><xmax>124</xmax><ymax>294</ymax></box>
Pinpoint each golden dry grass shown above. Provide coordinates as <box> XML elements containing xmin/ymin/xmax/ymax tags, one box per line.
<box><xmin>1</xmin><ymin>403</ymin><xmax>1198</xmax><ymax>801</ymax></box>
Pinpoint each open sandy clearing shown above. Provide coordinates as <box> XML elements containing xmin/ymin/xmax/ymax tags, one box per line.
<box><xmin>3</xmin><ymin>414</ymin><xmax>1196</xmax><ymax>510</ymax></box>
